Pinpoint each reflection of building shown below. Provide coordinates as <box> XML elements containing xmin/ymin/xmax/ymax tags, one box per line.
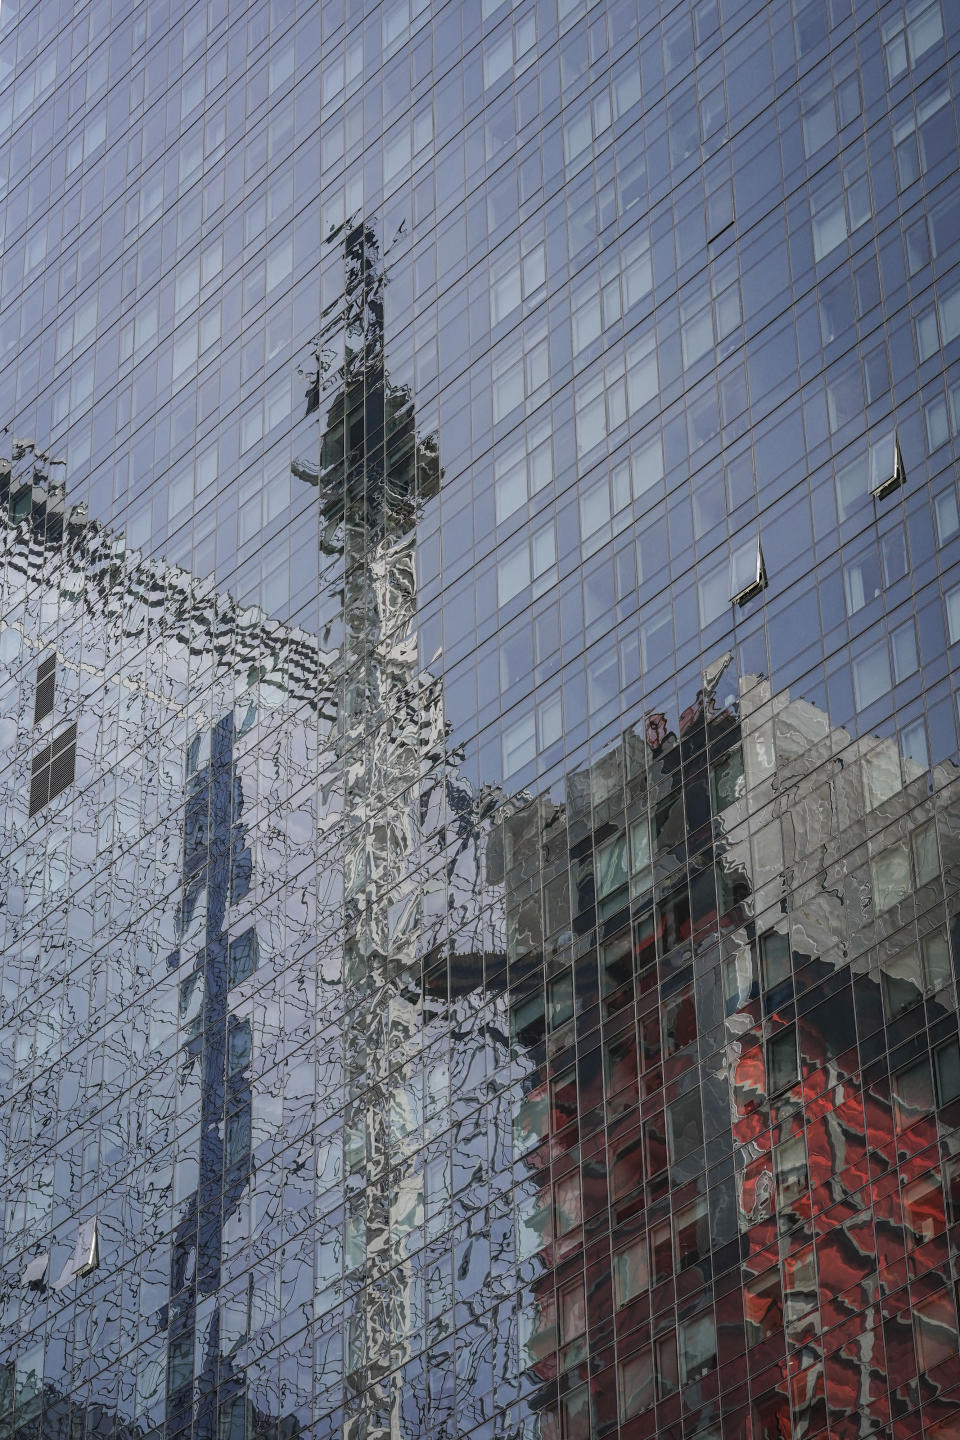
<box><xmin>0</xmin><ymin>446</ymin><xmax>325</xmax><ymax>1440</ymax></box>
<box><xmin>5</xmin><ymin>3</ymin><xmax>960</xmax><ymax>1439</ymax></box>
<box><xmin>492</xmin><ymin>655</ymin><xmax>960</xmax><ymax>1440</ymax></box>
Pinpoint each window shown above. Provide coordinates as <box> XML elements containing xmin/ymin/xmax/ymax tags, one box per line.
<box><xmin>892</xmin><ymin>1055</ymin><xmax>934</xmax><ymax>1132</ymax></box>
<box><xmin>902</xmin><ymin>1170</ymin><xmax>945</xmax><ymax>1249</ymax></box>
<box><xmin>560</xmin><ymin>1385</ymin><xmax>591</xmax><ymax>1438</ymax></box>
<box><xmin>760</xmin><ymin>930</ymin><xmax>791</xmax><ymax>992</ymax></box>
<box><xmin>503</xmin><ymin>711</ymin><xmax>536</xmax><ymax>777</ymax></box>
<box><xmin>893</xmin><ymin>84</ymin><xmax>951</xmax><ymax>190</ymax></box>
<box><xmin>52</xmin><ymin>1218</ymin><xmax>99</xmax><ymax>1291</ymax></box>
<box><xmin>783</xmin><ymin>1241</ymin><xmax>818</xmax><ymax>1322</ymax></box>
<box><xmin>619</xmin><ymin>1347</ymin><xmax>654</xmax><ymax>1418</ymax></box>
<box><xmin>227</xmin><ymin>1019</ymin><xmax>252</xmax><ymax>1075</ymax></box>
<box><xmin>490</xmin><ymin>239</ymin><xmax>546</xmax><ymax>328</ymax></box>
<box><xmin>840</xmin><ymin>550</ymin><xmax>880</xmax><ymax>613</ymax></box>
<box><xmin>494</xmin><ymin>421</ymin><xmax>552</xmax><ymax>524</ymax></box>
<box><xmin>854</xmin><ymin>640</ymin><xmax>891</xmax><ymax>711</ymax></box>
<box><xmin>731</xmin><ymin>536</ymin><xmax>766</xmax><ymax>606</ymax></box>
<box><xmin>673</xmin><ymin>1195</ymin><xmax>709</xmax><ymax>1271</ymax></box>
<box><xmin>922</xmin><ymin>931</ymin><xmax>952</xmax><ymax>991</ymax></box>
<box><xmin>613</xmin><ymin>1235</ymin><xmax>649</xmax><ymax>1306</ymax></box>
<box><xmin>29</xmin><ymin>723</ymin><xmax>77</xmax><ymax>817</ymax></box>
<box><xmin>801</xmin><ymin>67</ymin><xmax>860</xmax><ymax>157</ymax></box>
<box><xmin>882</xmin><ymin>0</ymin><xmax>944</xmax><ymax>83</ymax></box>
<box><xmin>826</xmin><ymin>357</ymin><xmax>864</xmax><ymax>433</ymax></box>
<box><xmin>551</xmin><ymin>1067</ymin><xmax>579</xmax><ymax>1140</ymax></box>
<box><xmin>912</xmin><ymin>1288</ymin><xmax>959</xmax><ymax>1372</ymax></box>
<box><xmin>646</xmin><ymin>1217</ymin><xmax>671</xmax><ymax>1282</ymax></box>
<box><xmin>571</xmin><ymin>227</ymin><xmax>653</xmax><ymax>362</ymax></box>
<box><xmin>663</xmin><ymin>985</ymin><xmax>696</xmax><ymax>1057</ymax></box>
<box><xmin>872</xmin><ymin>844</ymin><xmax>910</xmax><ymax>911</ymax></box>
<box><xmin>629</xmin><ymin>817</ymin><xmax>653</xmax><ymax>894</ymax></box>
<box><xmin>810</xmin><ymin>159</ymin><xmax>870</xmax><ymax>262</ymax></box>
<box><xmin>574</xmin><ymin>331</ymin><xmax>658</xmax><ymax>457</ymax></box>
<box><xmin>793</xmin><ymin>0</ymin><xmax>829</xmax><ymax>54</ymax></box>
<box><xmin>710</xmin><ymin>745</ymin><xmax>744</xmax><ymax>812</ymax></box>
<box><xmin>871</xmin><ymin>434</ymin><xmax>905</xmax><ymax>500</ymax></box>
<box><xmin>667</xmin><ymin>1091</ymin><xmax>703</xmax><ymax>1164</ymax></box>
<box><xmin>745</xmin><ymin>1268</ymin><xmax>783</xmax><ymax>1345</ymax></box>
<box><xmin>496</xmin><ymin>519</ymin><xmax>556</xmax><ymax>607</ymax></box>
<box><xmin>33</xmin><ymin>655</ymin><xmax>56</xmax><ymax>723</ymax></box>
<box><xmin>16</xmin><ymin>1343</ymin><xmax>45</xmax><ymax>1402</ymax></box>
<box><xmin>915</xmin><ymin>275</ymin><xmax>960</xmax><ymax>362</ymax></box>
<box><xmin>167</xmin><ymin>1333</ymin><xmax>194</xmax><ymax>1394</ymax></box>
<box><xmin>77</xmin><ymin>1215</ymin><xmax>98</xmax><ymax>1272</ymax></box>
<box><xmin>881</xmin><ymin>946</ymin><xmax>924</xmax><ymax>1019</ymax></box>
<box><xmin>225</xmin><ymin>1108</ymin><xmax>251</xmax><ymax>1166</ymax></box>
<box><xmin>656</xmin><ymin>1332</ymin><xmax>679</xmax><ymax>1397</ymax></box>
<box><xmin>229</xmin><ymin>929</ymin><xmax>258</xmax><ymax>987</ymax></box>
<box><xmin>596</xmin><ymin>833</ymin><xmax>628</xmax><ymax>916</ymax></box>
<box><xmin>767</xmin><ymin>1025</ymin><xmax>799</xmax><ymax>1094</ymax></box>
<box><xmin>482</xmin><ymin>10</ymin><xmax>536</xmax><ymax>89</ymax></box>
<box><xmin>913</xmin><ymin>822</ymin><xmax>940</xmax><ymax>885</ymax></box>
<box><xmin>935</xmin><ymin>488</ymin><xmax>959</xmax><ymax>545</ymax></box>
<box><xmin>491</xmin><ymin>316</ymin><xmax>549</xmax><ymax>423</ymax></box>
<box><xmin>892</xmin><ymin>620</ymin><xmax>918</xmax><ymax>682</ymax></box>
<box><xmin>605</xmin><ymin>1030</ymin><xmax>639</xmax><ymax>1111</ymax></box>
<box><xmin>774</xmin><ymin>1134</ymin><xmax>808</xmax><ymax>1224</ymax></box>
<box><xmin>838</xmin><ymin>433</ymin><xmax>901</xmax><ymax>519</ymax></box>
<box><xmin>679</xmin><ymin>257</ymin><xmax>741</xmax><ymax>369</ymax></box>
<box><xmin>935</xmin><ymin>1038</ymin><xmax>960</xmax><ymax>1106</ymax></box>
<box><xmin>698</xmin><ymin>536</ymin><xmax>767</xmax><ymax>623</ymax></box>
<box><xmin>559</xmin><ymin>1276</ymin><xmax>586</xmax><ymax>1347</ymax></box>
<box><xmin>22</xmin><ymin>1254</ymin><xmax>48</xmax><ymax>1290</ymax></box>
<box><xmin>554</xmin><ymin>1171</ymin><xmax>582</xmax><ymax>1235</ymax></box>
<box><xmin>679</xmin><ymin>1312</ymin><xmax>717</xmax><ymax>1383</ymax></box>
<box><xmin>802</xmin><ymin>80</ymin><xmax>837</xmax><ymax>157</ymax></box>
<box><xmin>549</xmin><ymin>971</ymin><xmax>575</xmax><ymax>1029</ymax></box>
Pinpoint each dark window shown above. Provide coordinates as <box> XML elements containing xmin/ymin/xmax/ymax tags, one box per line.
<box><xmin>167</xmin><ymin>1333</ymin><xmax>194</xmax><ymax>1395</ymax></box>
<box><xmin>710</xmin><ymin>744</ymin><xmax>743</xmax><ymax>811</ymax></box>
<box><xmin>218</xmin><ymin>1394</ymin><xmax>247</xmax><ymax>1440</ymax></box>
<box><xmin>935</xmin><ymin>1038</ymin><xmax>960</xmax><ymax>1106</ymax></box>
<box><xmin>673</xmin><ymin>1195</ymin><xmax>709</xmax><ymax>1271</ymax></box>
<box><xmin>510</xmin><ymin>987</ymin><xmax>544</xmax><ymax>1048</ymax></box>
<box><xmin>767</xmin><ymin>1025</ymin><xmax>799</xmax><ymax>1094</ymax></box>
<box><xmin>548</xmin><ymin>970</ymin><xmax>575</xmax><ymax>1029</ymax></box>
<box><xmin>228</xmin><ymin>928</ymin><xmax>259</xmax><ymax>988</ymax></box>
<box><xmin>227</xmin><ymin>1019</ymin><xmax>252</xmax><ymax>1075</ymax></box>
<box><xmin>33</xmin><ymin>655</ymin><xmax>56</xmax><ymax>723</ymax></box>
<box><xmin>29</xmin><ymin>723</ymin><xmax>77</xmax><ymax>817</ymax></box>
<box><xmin>760</xmin><ymin>930</ymin><xmax>791</xmax><ymax>991</ymax></box>
<box><xmin>667</xmin><ymin>1091</ymin><xmax>703</xmax><ymax>1163</ymax></box>
<box><xmin>225</xmin><ymin>1108</ymin><xmax>251</xmax><ymax>1167</ymax></box>
<box><xmin>656</xmin><ymin>1331</ymin><xmax>679</xmax><ymax>1397</ymax></box>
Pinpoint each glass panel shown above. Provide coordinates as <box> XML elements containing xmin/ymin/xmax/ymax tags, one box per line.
<box><xmin>679</xmin><ymin>1312</ymin><xmax>717</xmax><ymax>1383</ymax></box>
<box><xmin>613</xmin><ymin>1236</ymin><xmax>649</xmax><ymax>1306</ymax></box>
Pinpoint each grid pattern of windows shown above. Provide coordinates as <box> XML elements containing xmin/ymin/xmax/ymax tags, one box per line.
<box><xmin>1</xmin><ymin>1</ymin><xmax>960</xmax><ymax>1439</ymax></box>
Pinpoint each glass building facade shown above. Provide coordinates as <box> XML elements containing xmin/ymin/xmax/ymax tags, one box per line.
<box><xmin>2</xmin><ymin>0</ymin><xmax>960</xmax><ymax>1438</ymax></box>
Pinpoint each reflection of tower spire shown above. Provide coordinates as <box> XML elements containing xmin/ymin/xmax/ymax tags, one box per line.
<box><xmin>294</xmin><ymin>219</ymin><xmax>446</xmax><ymax>1440</ymax></box>
<box><xmin>296</xmin><ymin>220</ymin><xmax>440</xmax><ymax>554</ymax></box>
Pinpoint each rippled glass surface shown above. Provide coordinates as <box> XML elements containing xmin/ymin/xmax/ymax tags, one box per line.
<box><xmin>1</xmin><ymin>2</ymin><xmax>960</xmax><ymax>1439</ymax></box>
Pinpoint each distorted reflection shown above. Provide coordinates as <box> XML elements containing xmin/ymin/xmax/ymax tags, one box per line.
<box><xmin>1</xmin><ymin>218</ymin><xmax>960</xmax><ymax>1440</ymax></box>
